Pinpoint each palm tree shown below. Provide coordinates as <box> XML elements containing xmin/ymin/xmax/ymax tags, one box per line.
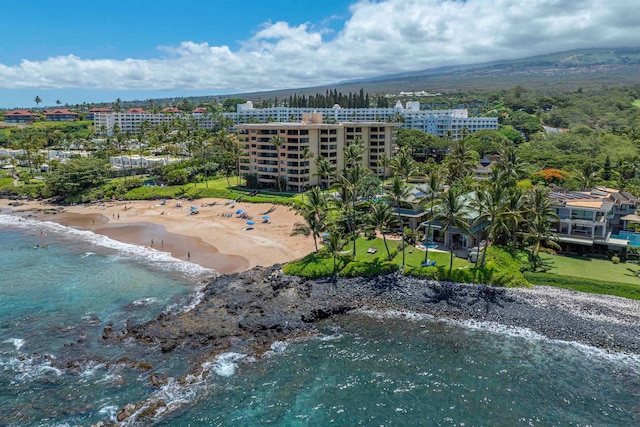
<box><xmin>420</xmin><ymin>171</ymin><xmax>441</xmax><ymax>264</ymax></box>
<box><xmin>367</xmin><ymin>201</ymin><xmax>398</xmax><ymax>260</ymax></box>
<box><xmin>300</xmin><ymin>146</ymin><xmax>313</xmax><ymax>197</ymax></box>
<box><xmin>493</xmin><ymin>143</ymin><xmax>527</xmax><ymax>187</ymax></box>
<box><xmin>325</xmin><ymin>231</ymin><xmax>347</xmax><ymax>279</ymax></box>
<box><xmin>523</xmin><ymin>187</ymin><xmax>558</xmax><ymax>269</ymax></box>
<box><xmin>291</xmin><ymin>209</ymin><xmax>326</xmax><ymax>252</ymax></box>
<box><xmin>433</xmin><ymin>188</ymin><xmax>471</xmax><ymax>272</ymax></box>
<box><xmin>377</xmin><ymin>152</ymin><xmax>393</xmax><ymax>179</ymax></box>
<box><xmin>575</xmin><ymin>161</ymin><xmax>600</xmax><ymax>190</ymax></box>
<box><xmin>34</xmin><ymin>96</ymin><xmax>42</xmax><ymax>109</ymax></box>
<box><xmin>390</xmin><ymin>148</ymin><xmax>417</xmax><ymax>181</ymax></box>
<box><xmin>444</xmin><ymin>139</ymin><xmax>478</xmax><ymax>183</ymax></box>
<box><xmin>343</xmin><ymin>138</ymin><xmax>364</xmax><ymax>171</ymax></box>
<box><xmin>269</xmin><ymin>135</ymin><xmax>285</xmax><ymax>193</ymax></box>
<box><xmin>471</xmin><ymin>181</ymin><xmax>507</xmax><ymax>267</ymax></box>
<box><xmin>335</xmin><ymin>164</ymin><xmax>370</xmax><ymax>257</ymax></box>
<box><xmin>314</xmin><ymin>155</ymin><xmax>334</xmax><ymax>189</ymax></box>
<box><xmin>386</xmin><ymin>175</ymin><xmax>411</xmax><ymax>268</ymax></box>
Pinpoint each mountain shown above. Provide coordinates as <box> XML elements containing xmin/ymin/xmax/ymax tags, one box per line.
<box><xmin>227</xmin><ymin>47</ymin><xmax>640</xmax><ymax>101</ymax></box>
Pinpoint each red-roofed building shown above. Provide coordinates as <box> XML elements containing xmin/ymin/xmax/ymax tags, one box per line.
<box><xmin>126</xmin><ymin>108</ymin><xmax>148</xmax><ymax>114</ymax></box>
<box><xmin>86</xmin><ymin>108</ymin><xmax>112</xmax><ymax>121</ymax></box>
<box><xmin>192</xmin><ymin>107</ymin><xmax>208</xmax><ymax>114</ymax></box>
<box><xmin>161</xmin><ymin>107</ymin><xmax>181</xmax><ymax>114</ymax></box>
<box><xmin>4</xmin><ymin>109</ymin><xmax>39</xmax><ymax>123</ymax></box>
<box><xmin>44</xmin><ymin>108</ymin><xmax>78</xmax><ymax>122</ymax></box>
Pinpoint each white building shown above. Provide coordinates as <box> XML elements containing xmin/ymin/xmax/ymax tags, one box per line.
<box><xmin>94</xmin><ymin>102</ymin><xmax>498</xmax><ymax>140</ymax></box>
<box><xmin>227</xmin><ymin>101</ymin><xmax>496</xmax><ymax>139</ymax></box>
<box><xmin>109</xmin><ymin>155</ymin><xmax>180</xmax><ymax>170</ymax></box>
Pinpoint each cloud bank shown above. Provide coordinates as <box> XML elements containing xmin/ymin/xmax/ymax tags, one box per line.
<box><xmin>1</xmin><ymin>0</ymin><xmax>637</xmax><ymax>92</ymax></box>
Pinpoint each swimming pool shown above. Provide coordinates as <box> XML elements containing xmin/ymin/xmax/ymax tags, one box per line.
<box><xmin>612</xmin><ymin>231</ymin><xmax>640</xmax><ymax>246</ymax></box>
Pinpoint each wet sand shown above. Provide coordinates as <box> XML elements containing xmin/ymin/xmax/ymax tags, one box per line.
<box><xmin>0</xmin><ymin>198</ymin><xmax>316</xmax><ymax>274</ymax></box>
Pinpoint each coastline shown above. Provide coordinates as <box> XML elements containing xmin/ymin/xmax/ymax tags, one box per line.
<box><xmin>0</xmin><ymin>198</ymin><xmax>316</xmax><ymax>274</ymax></box>
<box><xmin>107</xmin><ymin>265</ymin><xmax>640</xmax><ymax>423</ymax></box>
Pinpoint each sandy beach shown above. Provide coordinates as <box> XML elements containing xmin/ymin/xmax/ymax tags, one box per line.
<box><xmin>0</xmin><ymin>198</ymin><xmax>317</xmax><ymax>274</ymax></box>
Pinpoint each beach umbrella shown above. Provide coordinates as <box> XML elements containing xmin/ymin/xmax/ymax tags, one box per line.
<box><xmin>247</xmin><ymin>221</ymin><xmax>255</xmax><ymax>225</ymax></box>
<box><xmin>321</xmin><ymin>233</ymin><xmax>330</xmax><ymax>237</ymax></box>
<box><xmin>190</xmin><ymin>206</ymin><xmax>198</xmax><ymax>211</ymax></box>
<box><xmin>262</xmin><ymin>215</ymin><xmax>270</xmax><ymax>219</ymax></box>
<box><xmin>236</xmin><ymin>209</ymin><xmax>243</xmax><ymax>214</ymax></box>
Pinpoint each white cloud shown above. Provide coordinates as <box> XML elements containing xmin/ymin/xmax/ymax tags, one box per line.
<box><xmin>0</xmin><ymin>0</ymin><xmax>638</xmax><ymax>93</ymax></box>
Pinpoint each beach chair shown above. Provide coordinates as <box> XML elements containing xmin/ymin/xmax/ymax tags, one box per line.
<box><xmin>367</xmin><ymin>247</ymin><xmax>378</xmax><ymax>254</ymax></box>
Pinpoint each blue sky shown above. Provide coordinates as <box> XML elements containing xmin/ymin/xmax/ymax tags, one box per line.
<box><xmin>0</xmin><ymin>0</ymin><xmax>637</xmax><ymax>108</ymax></box>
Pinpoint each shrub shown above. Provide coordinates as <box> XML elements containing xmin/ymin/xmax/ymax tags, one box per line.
<box><xmin>340</xmin><ymin>260</ymin><xmax>399</xmax><ymax>277</ymax></box>
<box><xmin>611</xmin><ymin>256</ymin><xmax>621</xmax><ymax>264</ymax></box>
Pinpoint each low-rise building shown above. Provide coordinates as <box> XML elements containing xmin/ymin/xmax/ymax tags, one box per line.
<box><xmin>4</xmin><ymin>110</ymin><xmax>38</xmax><ymax>123</ymax></box>
<box><xmin>109</xmin><ymin>155</ymin><xmax>180</xmax><ymax>170</ymax></box>
<box><xmin>44</xmin><ymin>109</ymin><xmax>78</xmax><ymax>122</ymax></box>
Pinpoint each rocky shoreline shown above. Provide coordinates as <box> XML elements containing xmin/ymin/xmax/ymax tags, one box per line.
<box><xmin>100</xmin><ymin>265</ymin><xmax>640</xmax><ymax>424</ymax></box>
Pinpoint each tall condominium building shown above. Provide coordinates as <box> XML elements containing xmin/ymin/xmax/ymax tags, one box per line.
<box><xmin>237</xmin><ymin>113</ymin><xmax>400</xmax><ymax>192</ymax></box>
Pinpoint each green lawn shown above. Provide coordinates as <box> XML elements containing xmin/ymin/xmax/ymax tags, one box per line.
<box><xmin>285</xmin><ymin>237</ymin><xmax>472</xmax><ymax>278</ymax></box>
<box><xmin>124</xmin><ymin>176</ymin><xmax>304</xmax><ymax>206</ymax></box>
<box><xmin>633</xmin><ymin>99</ymin><xmax>640</xmax><ymax>108</ymax></box>
<box><xmin>354</xmin><ymin>237</ymin><xmax>471</xmax><ymax>269</ymax></box>
<box><xmin>536</xmin><ymin>253</ymin><xmax>640</xmax><ymax>285</ymax></box>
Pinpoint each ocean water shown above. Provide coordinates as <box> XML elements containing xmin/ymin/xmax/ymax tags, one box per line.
<box><xmin>1</xmin><ymin>214</ymin><xmax>640</xmax><ymax>426</ymax></box>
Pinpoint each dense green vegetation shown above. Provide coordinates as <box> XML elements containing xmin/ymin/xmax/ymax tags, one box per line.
<box><xmin>4</xmin><ymin>82</ymin><xmax>640</xmax><ymax>297</ymax></box>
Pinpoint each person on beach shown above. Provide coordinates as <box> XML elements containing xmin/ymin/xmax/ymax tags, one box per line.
<box><xmin>151</xmin><ymin>239</ymin><xmax>154</xmax><ymax>247</ymax></box>
<box><xmin>187</xmin><ymin>251</ymin><xmax>191</xmax><ymax>260</ymax></box>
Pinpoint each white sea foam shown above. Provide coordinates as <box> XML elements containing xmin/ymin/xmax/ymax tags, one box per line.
<box><xmin>99</xmin><ymin>405</ymin><xmax>119</xmax><ymax>422</ymax></box>
<box><xmin>212</xmin><ymin>352</ymin><xmax>249</xmax><ymax>377</ymax></box>
<box><xmin>80</xmin><ymin>361</ymin><xmax>106</xmax><ymax>378</ymax></box>
<box><xmin>319</xmin><ymin>333</ymin><xmax>344</xmax><ymax>341</ymax></box>
<box><xmin>0</xmin><ymin>354</ymin><xmax>63</xmax><ymax>381</ymax></box>
<box><xmin>81</xmin><ymin>252</ymin><xmax>96</xmax><ymax>258</ymax></box>
<box><xmin>131</xmin><ymin>297</ymin><xmax>157</xmax><ymax>307</ymax></box>
<box><xmin>359</xmin><ymin>308</ymin><xmax>640</xmax><ymax>371</ymax></box>
<box><xmin>3</xmin><ymin>338</ymin><xmax>25</xmax><ymax>350</ymax></box>
<box><xmin>0</xmin><ymin>214</ymin><xmax>216</xmax><ymax>279</ymax></box>
<box><xmin>359</xmin><ymin>308</ymin><xmax>435</xmax><ymax>322</ymax></box>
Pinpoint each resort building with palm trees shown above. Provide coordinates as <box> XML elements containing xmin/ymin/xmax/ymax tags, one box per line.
<box><xmin>228</xmin><ymin>101</ymin><xmax>497</xmax><ymax>139</ymax></box>
<box><xmin>236</xmin><ymin>113</ymin><xmax>400</xmax><ymax>192</ymax></box>
<box><xmin>92</xmin><ymin>101</ymin><xmax>496</xmax><ymax>139</ymax></box>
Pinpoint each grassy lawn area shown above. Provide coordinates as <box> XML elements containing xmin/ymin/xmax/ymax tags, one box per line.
<box><xmin>537</xmin><ymin>253</ymin><xmax>640</xmax><ymax>285</ymax></box>
<box><xmin>124</xmin><ymin>176</ymin><xmax>304</xmax><ymax>206</ymax></box>
<box><xmin>354</xmin><ymin>237</ymin><xmax>470</xmax><ymax>269</ymax></box>
<box><xmin>525</xmin><ymin>253</ymin><xmax>640</xmax><ymax>300</ymax></box>
<box><xmin>633</xmin><ymin>99</ymin><xmax>640</xmax><ymax>108</ymax></box>
<box><xmin>285</xmin><ymin>237</ymin><xmax>472</xmax><ymax>278</ymax></box>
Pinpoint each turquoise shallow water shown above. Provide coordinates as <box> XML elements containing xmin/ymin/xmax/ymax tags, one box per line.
<box><xmin>1</xmin><ymin>214</ymin><xmax>640</xmax><ymax>426</ymax></box>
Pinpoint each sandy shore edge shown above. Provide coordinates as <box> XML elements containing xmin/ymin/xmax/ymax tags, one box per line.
<box><xmin>0</xmin><ymin>198</ymin><xmax>316</xmax><ymax>275</ymax></box>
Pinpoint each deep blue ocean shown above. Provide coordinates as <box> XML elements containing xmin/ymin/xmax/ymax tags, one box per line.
<box><xmin>1</xmin><ymin>214</ymin><xmax>639</xmax><ymax>426</ymax></box>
